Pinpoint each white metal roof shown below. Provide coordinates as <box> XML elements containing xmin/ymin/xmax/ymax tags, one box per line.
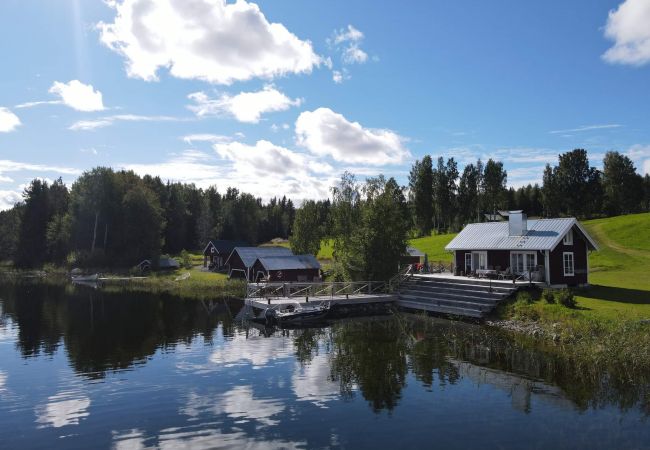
<box><xmin>445</xmin><ymin>218</ymin><xmax>598</xmax><ymax>251</ymax></box>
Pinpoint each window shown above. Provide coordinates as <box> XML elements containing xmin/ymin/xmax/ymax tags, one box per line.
<box><xmin>471</xmin><ymin>252</ymin><xmax>487</xmax><ymax>271</ymax></box>
<box><xmin>511</xmin><ymin>252</ymin><xmax>536</xmax><ymax>274</ymax></box>
<box><xmin>465</xmin><ymin>253</ymin><xmax>472</xmax><ymax>273</ymax></box>
<box><xmin>563</xmin><ymin>252</ymin><xmax>574</xmax><ymax>276</ymax></box>
<box><xmin>563</xmin><ymin>229</ymin><xmax>573</xmax><ymax>246</ymax></box>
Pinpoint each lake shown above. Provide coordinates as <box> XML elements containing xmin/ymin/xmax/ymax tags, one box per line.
<box><xmin>1</xmin><ymin>280</ymin><xmax>649</xmax><ymax>449</ymax></box>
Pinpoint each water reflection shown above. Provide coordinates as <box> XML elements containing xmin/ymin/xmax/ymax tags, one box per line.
<box><xmin>1</xmin><ymin>279</ymin><xmax>650</xmax><ymax>449</ymax></box>
<box><xmin>292</xmin><ymin>354</ymin><xmax>339</xmax><ymax>407</ymax></box>
<box><xmin>35</xmin><ymin>391</ymin><xmax>91</xmax><ymax>428</ymax></box>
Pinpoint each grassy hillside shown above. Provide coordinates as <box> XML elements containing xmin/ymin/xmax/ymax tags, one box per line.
<box><xmin>408</xmin><ymin>233</ymin><xmax>456</xmax><ymax>262</ymax></box>
<box><xmin>577</xmin><ymin>212</ymin><xmax>650</xmax><ymax>319</ymax></box>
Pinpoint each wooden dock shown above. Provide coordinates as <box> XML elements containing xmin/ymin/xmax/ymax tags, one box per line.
<box><xmin>245</xmin><ymin>293</ymin><xmax>396</xmax><ymax>311</ymax></box>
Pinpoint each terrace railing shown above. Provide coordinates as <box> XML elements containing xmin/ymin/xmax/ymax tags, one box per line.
<box><xmin>246</xmin><ymin>265</ymin><xmax>416</xmax><ymax>299</ymax></box>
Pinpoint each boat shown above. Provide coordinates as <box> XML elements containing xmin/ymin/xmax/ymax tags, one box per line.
<box><xmin>71</xmin><ymin>273</ymin><xmax>99</xmax><ymax>283</ymax></box>
<box><xmin>260</xmin><ymin>301</ymin><xmax>330</xmax><ymax>326</ymax></box>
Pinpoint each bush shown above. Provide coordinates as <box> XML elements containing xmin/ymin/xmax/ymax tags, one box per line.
<box><xmin>516</xmin><ymin>290</ymin><xmax>534</xmax><ymax>304</ymax></box>
<box><xmin>542</xmin><ymin>289</ymin><xmax>556</xmax><ymax>304</ymax></box>
<box><xmin>557</xmin><ymin>288</ymin><xmax>577</xmax><ymax>308</ymax></box>
<box><xmin>180</xmin><ymin>249</ymin><xmax>192</xmax><ymax>269</ymax></box>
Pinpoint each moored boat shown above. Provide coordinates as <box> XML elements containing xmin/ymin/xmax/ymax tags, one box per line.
<box><xmin>261</xmin><ymin>301</ymin><xmax>330</xmax><ymax>325</ymax></box>
<box><xmin>71</xmin><ymin>273</ymin><xmax>99</xmax><ymax>283</ymax></box>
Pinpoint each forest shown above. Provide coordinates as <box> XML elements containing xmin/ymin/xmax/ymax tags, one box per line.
<box><xmin>0</xmin><ymin>148</ymin><xmax>649</xmax><ymax>270</ymax></box>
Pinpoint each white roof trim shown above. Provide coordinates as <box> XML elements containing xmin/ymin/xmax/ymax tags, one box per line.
<box><xmin>202</xmin><ymin>240</ymin><xmax>215</xmax><ymax>255</ymax></box>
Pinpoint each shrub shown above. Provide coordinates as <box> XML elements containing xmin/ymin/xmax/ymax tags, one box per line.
<box><xmin>557</xmin><ymin>288</ymin><xmax>577</xmax><ymax>308</ymax></box>
<box><xmin>516</xmin><ymin>290</ymin><xmax>534</xmax><ymax>304</ymax></box>
<box><xmin>542</xmin><ymin>289</ymin><xmax>556</xmax><ymax>304</ymax></box>
<box><xmin>180</xmin><ymin>249</ymin><xmax>192</xmax><ymax>269</ymax></box>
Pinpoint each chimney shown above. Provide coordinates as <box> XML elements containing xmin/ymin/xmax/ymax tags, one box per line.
<box><xmin>508</xmin><ymin>210</ymin><xmax>527</xmax><ymax>236</ymax></box>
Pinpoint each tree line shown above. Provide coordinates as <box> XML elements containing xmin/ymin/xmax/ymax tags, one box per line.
<box><xmin>0</xmin><ymin>167</ymin><xmax>295</xmax><ymax>268</ymax></box>
<box><xmin>1</xmin><ymin>148</ymin><xmax>649</xmax><ymax>273</ymax></box>
<box><xmin>407</xmin><ymin>149</ymin><xmax>650</xmax><ymax>236</ymax></box>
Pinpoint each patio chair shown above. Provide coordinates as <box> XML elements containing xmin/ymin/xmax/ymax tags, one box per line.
<box><xmin>498</xmin><ymin>267</ymin><xmax>511</xmax><ymax>280</ymax></box>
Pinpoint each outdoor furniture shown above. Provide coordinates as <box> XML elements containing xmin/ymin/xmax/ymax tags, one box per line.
<box><xmin>476</xmin><ymin>269</ymin><xmax>498</xmax><ymax>279</ymax></box>
<box><xmin>498</xmin><ymin>267</ymin><xmax>511</xmax><ymax>280</ymax></box>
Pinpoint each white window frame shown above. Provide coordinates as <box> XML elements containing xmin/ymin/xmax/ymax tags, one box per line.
<box><xmin>471</xmin><ymin>251</ymin><xmax>487</xmax><ymax>271</ymax></box>
<box><xmin>464</xmin><ymin>253</ymin><xmax>472</xmax><ymax>273</ymax></box>
<box><xmin>510</xmin><ymin>251</ymin><xmax>537</xmax><ymax>275</ymax></box>
<box><xmin>563</xmin><ymin>252</ymin><xmax>574</xmax><ymax>277</ymax></box>
<box><xmin>563</xmin><ymin>229</ymin><xmax>573</xmax><ymax>246</ymax></box>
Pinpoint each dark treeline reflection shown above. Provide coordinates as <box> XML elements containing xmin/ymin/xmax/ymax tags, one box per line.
<box><xmin>0</xmin><ymin>280</ymin><xmax>240</xmax><ymax>377</ymax></box>
<box><xmin>318</xmin><ymin>317</ymin><xmax>650</xmax><ymax>415</ymax></box>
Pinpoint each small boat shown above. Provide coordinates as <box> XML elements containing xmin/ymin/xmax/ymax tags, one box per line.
<box><xmin>71</xmin><ymin>273</ymin><xmax>99</xmax><ymax>283</ymax></box>
<box><xmin>261</xmin><ymin>302</ymin><xmax>330</xmax><ymax>325</ymax></box>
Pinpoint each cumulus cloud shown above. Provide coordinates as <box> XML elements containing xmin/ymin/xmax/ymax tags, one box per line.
<box><xmin>331</xmin><ymin>25</ymin><xmax>368</xmax><ymax>64</ymax></box>
<box><xmin>295</xmin><ymin>107</ymin><xmax>410</xmax><ymax>165</ymax></box>
<box><xmin>187</xmin><ymin>86</ymin><xmax>302</xmax><ymax>123</ymax></box>
<box><xmin>0</xmin><ymin>190</ymin><xmax>22</xmax><ymax>211</ymax></box>
<box><xmin>602</xmin><ymin>0</ymin><xmax>650</xmax><ymax>66</ymax></box>
<box><xmin>123</xmin><ymin>140</ymin><xmax>335</xmax><ymax>202</ymax></box>
<box><xmin>0</xmin><ymin>107</ymin><xmax>21</xmax><ymax>132</ymax></box>
<box><xmin>49</xmin><ymin>80</ymin><xmax>105</xmax><ymax>112</ymax></box>
<box><xmin>98</xmin><ymin>0</ymin><xmax>322</xmax><ymax>84</ymax></box>
<box><xmin>215</xmin><ymin>140</ymin><xmax>310</xmax><ymax>175</ymax></box>
<box><xmin>69</xmin><ymin>114</ymin><xmax>188</xmax><ymax>131</ymax></box>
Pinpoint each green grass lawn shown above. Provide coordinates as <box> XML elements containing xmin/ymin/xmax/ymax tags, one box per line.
<box><xmin>408</xmin><ymin>233</ymin><xmax>457</xmax><ymax>262</ymax></box>
<box><xmin>574</xmin><ymin>212</ymin><xmax>650</xmax><ymax>319</ymax></box>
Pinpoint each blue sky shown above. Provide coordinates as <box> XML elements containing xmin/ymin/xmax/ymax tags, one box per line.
<box><xmin>1</xmin><ymin>0</ymin><xmax>649</xmax><ymax>209</ymax></box>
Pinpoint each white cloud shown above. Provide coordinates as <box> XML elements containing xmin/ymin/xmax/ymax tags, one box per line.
<box><xmin>644</xmin><ymin>159</ymin><xmax>650</xmax><ymax>175</ymax></box>
<box><xmin>188</xmin><ymin>86</ymin><xmax>302</xmax><ymax>123</ymax></box>
<box><xmin>295</xmin><ymin>107</ymin><xmax>410</xmax><ymax>165</ymax></box>
<box><xmin>49</xmin><ymin>80</ymin><xmax>105</xmax><ymax>112</ymax></box>
<box><xmin>330</xmin><ymin>25</ymin><xmax>368</xmax><ymax>64</ymax></box>
<box><xmin>343</xmin><ymin>45</ymin><xmax>368</xmax><ymax>64</ymax></box>
<box><xmin>182</xmin><ymin>133</ymin><xmax>233</xmax><ymax>145</ymax></box>
<box><xmin>332</xmin><ymin>69</ymin><xmax>351</xmax><ymax>84</ymax></box>
<box><xmin>0</xmin><ymin>160</ymin><xmax>80</xmax><ymax>177</ymax></box>
<box><xmin>98</xmin><ymin>0</ymin><xmax>322</xmax><ymax>84</ymax></box>
<box><xmin>0</xmin><ymin>160</ymin><xmax>81</xmax><ymax>210</ymax></box>
<box><xmin>602</xmin><ymin>0</ymin><xmax>650</xmax><ymax>66</ymax></box>
<box><xmin>124</xmin><ymin>150</ymin><xmax>226</xmax><ymax>186</ymax></box>
<box><xmin>69</xmin><ymin>114</ymin><xmax>188</xmax><ymax>131</ymax></box>
<box><xmin>123</xmin><ymin>140</ymin><xmax>335</xmax><ymax>202</ymax></box>
<box><xmin>14</xmin><ymin>100</ymin><xmax>61</xmax><ymax>109</ymax></box>
<box><xmin>549</xmin><ymin>124</ymin><xmax>621</xmax><ymax>134</ymax></box>
<box><xmin>0</xmin><ymin>190</ymin><xmax>21</xmax><ymax>211</ymax></box>
<box><xmin>0</xmin><ymin>107</ymin><xmax>21</xmax><ymax>133</ymax></box>
<box><xmin>215</xmin><ymin>140</ymin><xmax>309</xmax><ymax>176</ymax></box>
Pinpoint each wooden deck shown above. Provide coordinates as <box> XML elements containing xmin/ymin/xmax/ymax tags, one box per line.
<box><xmin>245</xmin><ymin>293</ymin><xmax>396</xmax><ymax>311</ymax></box>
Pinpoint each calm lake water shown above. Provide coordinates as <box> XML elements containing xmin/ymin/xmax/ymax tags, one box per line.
<box><xmin>1</xmin><ymin>280</ymin><xmax>649</xmax><ymax>450</ymax></box>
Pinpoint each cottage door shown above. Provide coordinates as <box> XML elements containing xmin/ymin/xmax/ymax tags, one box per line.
<box><xmin>471</xmin><ymin>252</ymin><xmax>487</xmax><ymax>271</ymax></box>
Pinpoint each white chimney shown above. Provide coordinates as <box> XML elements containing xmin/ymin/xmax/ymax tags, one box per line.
<box><xmin>508</xmin><ymin>210</ymin><xmax>527</xmax><ymax>236</ymax></box>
